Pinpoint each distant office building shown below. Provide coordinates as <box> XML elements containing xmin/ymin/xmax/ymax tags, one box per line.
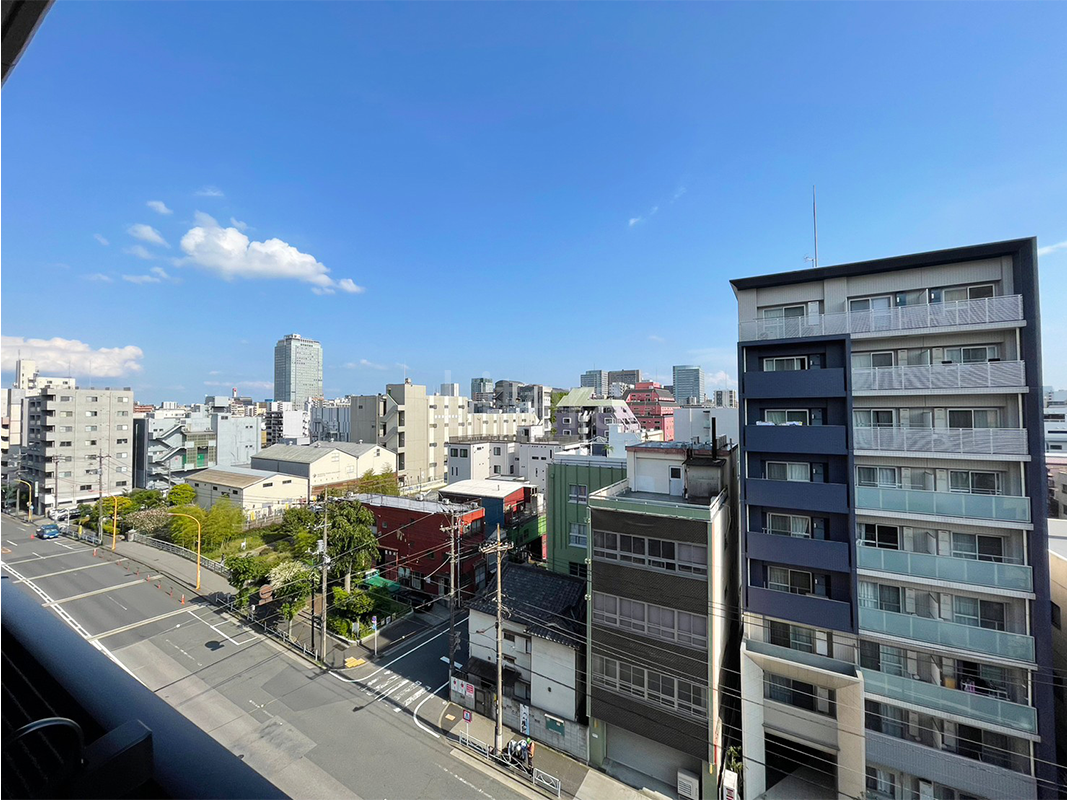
<box><xmin>22</xmin><ymin>387</ymin><xmax>135</xmax><ymax>512</ymax></box>
<box><xmin>264</xmin><ymin>401</ymin><xmax>310</xmax><ymax>446</ymax></box>
<box><xmin>580</xmin><ymin>370</ymin><xmax>609</xmax><ymax>396</ymax></box>
<box><xmin>711</xmin><ymin>389</ymin><xmax>737</xmax><ymax>408</ymax></box>
<box><xmin>273</xmin><ymin>334</ymin><xmax>323</xmax><ymax>406</ymax></box>
<box><xmin>309</xmin><ymin>400</ymin><xmax>351</xmax><ymax>442</ymax></box>
<box><xmin>440</xmin><ymin>383</ymin><xmax>461</xmax><ymax>397</ymax></box>
<box><xmin>607</xmin><ymin>369</ymin><xmax>642</xmax><ymax>387</ymax></box>
<box><xmin>672</xmin><ymin>365</ymin><xmax>705</xmax><ymax>404</ymax></box>
<box><xmin>517</xmin><ymin>384</ymin><xmax>553</xmax><ymax>422</ymax></box>
<box><xmin>471</xmin><ymin>377</ymin><xmax>493</xmax><ymax>397</ymax></box>
<box><xmin>445</xmin><ymin>432</ymin><xmax>587</xmax><ymax>497</ymax></box>
<box><xmin>494</xmin><ymin>380</ymin><xmax>524</xmax><ymax>410</ymax></box>
<box><xmin>624</xmin><ymin>381</ymin><xmax>677</xmax><ymax>439</ymax></box>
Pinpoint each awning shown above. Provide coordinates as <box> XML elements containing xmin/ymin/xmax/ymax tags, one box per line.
<box><xmin>363</xmin><ymin>574</ymin><xmax>402</xmax><ymax>593</ymax></box>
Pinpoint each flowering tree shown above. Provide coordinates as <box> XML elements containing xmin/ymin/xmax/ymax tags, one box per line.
<box><xmin>268</xmin><ymin>560</ymin><xmax>315</xmax><ymax>637</ymax></box>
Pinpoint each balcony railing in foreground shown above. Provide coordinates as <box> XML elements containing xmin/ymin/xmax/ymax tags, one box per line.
<box><xmin>856</xmin><ymin>485</ymin><xmax>1031</xmax><ymax>523</ymax></box>
<box><xmin>859</xmin><ymin>606</ymin><xmax>1035</xmax><ymax>663</ymax></box>
<box><xmin>853</xmin><ymin>426</ymin><xmax>1028</xmax><ymax>455</ymax></box>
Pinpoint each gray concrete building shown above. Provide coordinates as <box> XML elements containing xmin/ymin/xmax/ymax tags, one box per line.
<box><xmin>608</xmin><ymin>369</ymin><xmax>643</xmax><ymax>387</ymax></box>
<box><xmin>134</xmin><ymin>409</ymin><xmax>260</xmax><ymax>490</ymax></box>
<box><xmin>273</xmin><ymin>333</ymin><xmax>323</xmax><ymax>406</ymax></box>
<box><xmin>580</xmin><ymin>370</ymin><xmax>609</xmax><ymax>397</ymax></box>
<box><xmin>22</xmin><ymin>386</ymin><xmax>135</xmax><ymax>512</ymax></box>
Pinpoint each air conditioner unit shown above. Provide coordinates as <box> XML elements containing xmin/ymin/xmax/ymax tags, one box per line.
<box><xmin>677</xmin><ymin>769</ymin><xmax>699</xmax><ymax>800</ymax></box>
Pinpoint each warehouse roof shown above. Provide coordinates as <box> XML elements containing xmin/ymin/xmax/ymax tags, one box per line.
<box><xmin>187</xmin><ymin>466</ymin><xmax>287</xmax><ymax>489</ymax></box>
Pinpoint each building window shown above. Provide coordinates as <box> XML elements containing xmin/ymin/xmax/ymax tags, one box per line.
<box><xmin>859</xmin><ymin>581</ymin><xmax>902</xmax><ymax>613</ymax></box>
<box><xmin>768</xmin><ymin>621</ymin><xmax>814</xmax><ymax>653</ymax></box>
<box><xmin>568</xmin><ymin>562</ymin><xmax>588</xmax><ymax>580</ymax></box>
<box><xmin>592</xmin><ymin>531</ymin><xmax>706</xmax><ymax>576</ymax></box>
<box><xmin>493</xmin><ymin>465</ymin><xmax>501</xmax><ymax>474</ymax></box>
<box><xmin>768</xmin><ymin>566</ymin><xmax>818</xmax><ymax>596</ymax></box>
<box><xmin>859</xmin><ymin>640</ymin><xmax>907</xmax><ymax>677</ymax></box>
<box><xmin>947</xmin><ymin>408</ymin><xmax>999</xmax><ymax>429</ymax></box>
<box><xmin>79</xmin><ymin>484</ymin><xmax>92</xmax><ymax>491</ymax></box>
<box><xmin>569</xmin><ymin>523</ymin><xmax>588</xmax><ymax>548</ymax></box>
<box><xmin>762</xmin><ymin>304</ymin><xmax>806</xmax><ymax>320</ymax></box>
<box><xmin>944</xmin><ymin>345</ymin><xmax>999</xmax><ymax>364</ymax></box>
<box><xmin>953</xmin><ymin>596</ymin><xmax>1005</xmax><ymax>631</ymax></box>
<box><xmin>764</xmin><ymin>674</ymin><xmax>835</xmax><ymax>717</ymax></box>
<box><xmin>865</xmin><ymin>767</ymin><xmax>897</xmax><ymax>800</ymax></box>
<box><xmin>592</xmin><ymin>655</ymin><xmax>707</xmax><ymax>720</ymax></box>
<box><xmin>856</xmin><ymin>466</ymin><xmax>899</xmax><ymax>487</ymax></box>
<box><xmin>593</xmin><ymin>591</ymin><xmax>707</xmax><ymax>648</ymax></box>
<box><xmin>763</xmin><ymin>409</ymin><xmax>808</xmax><ymax>425</ymax></box>
<box><xmin>859</xmin><ymin>523</ymin><xmax>900</xmax><ymax>549</ymax></box>
<box><xmin>568</xmin><ymin>484</ymin><xmax>588</xmax><ymax>503</ymax></box>
<box><xmin>941</xmin><ymin>284</ymin><xmax>995</xmax><ymax>302</ymax></box>
<box><xmin>853</xmin><ymin>408</ymin><xmax>895</xmax><ymax>427</ymax></box>
<box><xmin>949</xmin><ymin>470</ymin><xmax>1000</xmax><ymax>495</ymax></box>
<box><xmin>852</xmin><ymin>351</ymin><xmax>895</xmax><ymax>369</ymax></box>
<box><xmin>766</xmin><ymin>513</ymin><xmax>811</xmax><ymax>538</ymax></box>
<box><xmin>765</xmin><ymin>461</ymin><xmax>810</xmax><ymax>482</ymax></box>
<box><xmin>1052</xmin><ymin>602</ymin><xmax>1062</xmax><ymax>631</ymax></box>
<box><xmin>85</xmin><ymin>411</ymin><xmax>98</xmax><ymax>417</ymax></box>
<box><xmin>763</xmin><ymin>356</ymin><xmax>807</xmax><ymax>372</ymax></box>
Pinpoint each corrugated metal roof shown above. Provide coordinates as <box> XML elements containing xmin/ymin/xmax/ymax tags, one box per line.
<box><xmin>439</xmin><ymin>479</ymin><xmax>531</xmax><ymax>500</ymax></box>
<box><xmin>555</xmin><ymin>387</ymin><xmax>629</xmax><ymax>408</ymax></box>
<box><xmin>253</xmin><ymin>444</ymin><xmax>337</xmax><ymax>463</ymax></box>
<box><xmin>188</xmin><ymin>466</ymin><xmax>283</xmax><ymax>489</ymax></box>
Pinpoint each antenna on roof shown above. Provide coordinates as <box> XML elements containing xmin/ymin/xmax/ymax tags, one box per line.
<box><xmin>809</xmin><ymin>186</ymin><xmax>819</xmax><ymax>268</ymax></box>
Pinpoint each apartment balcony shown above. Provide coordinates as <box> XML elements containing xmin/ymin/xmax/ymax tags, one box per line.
<box><xmin>859</xmin><ymin>607</ymin><xmax>1035</xmax><ymax>663</ymax></box>
<box><xmin>738</xmin><ymin>295</ymin><xmax>1025</xmax><ymax>341</ymax></box>
<box><xmin>748</xmin><ymin>585</ymin><xmax>853</xmax><ymax>632</ymax></box>
<box><xmin>855</xmin><ymin>485</ymin><xmax>1031</xmax><ymax>524</ymax></box>
<box><xmin>865</xmin><ymin>731</ymin><xmax>1036</xmax><ymax>800</ymax></box>
<box><xmin>745</xmin><ymin>638</ymin><xmax>857</xmax><ymax>677</ymax></box>
<box><xmin>861</xmin><ymin>669</ymin><xmax>1037</xmax><ymax>736</ymax></box>
<box><xmin>742</xmin><ymin>368</ymin><xmax>847</xmax><ymax>399</ymax></box>
<box><xmin>749</xmin><ymin>530</ymin><xmax>851</xmax><ymax>573</ymax></box>
<box><xmin>852</xmin><ymin>361</ymin><xmax>1026</xmax><ymax>395</ymax></box>
<box><xmin>746</xmin><ymin>478</ymin><xmax>848</xmax><ymax>515</ymax></box>
<box><xmin>857</xmin><ymin>544</ymin><xmax>1033</xmax><ymax>592</ymax></box>
<box><xmin>853</xmin><ymin>426</ymin><xmax>1028</xmax><ymax>457</ymax></box>
<box><xmin>744</xmin><ymin>424</ymin><xmax>847</xmax><ymax>455</ymax></box>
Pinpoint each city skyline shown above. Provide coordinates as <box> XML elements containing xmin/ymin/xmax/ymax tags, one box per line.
<box><xmin>2</xmin><ymin>2</ymin><xmax>1066</xmax><ymax>403</ymax></box>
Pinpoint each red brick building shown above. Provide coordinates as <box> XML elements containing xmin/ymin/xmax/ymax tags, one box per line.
<box><xmin>354</xmin><ymin>494</ymin><xmax>487</xmax><ymax>597</ymax></box>
<box><xmin>624</xmin><ymin>381</ymin><xmax>678</xmax><ymax>439</ymax></box>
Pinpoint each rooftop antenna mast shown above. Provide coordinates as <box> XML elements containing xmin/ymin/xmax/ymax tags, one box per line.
<box><xmin>811</xmin><ymin>185</ymin><xmax>819</xmax><ymax>269</ymax></box>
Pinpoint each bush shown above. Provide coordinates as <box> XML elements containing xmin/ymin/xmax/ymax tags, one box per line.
<box><xmin>327</xmin><ymin>617</ymin><xmax>352</xmax><ymax>638</ymax></box>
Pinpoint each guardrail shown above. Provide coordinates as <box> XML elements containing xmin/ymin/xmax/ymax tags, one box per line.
<box><xmin>128</xmin><ymin>532</ymin><xmax>228</xmax><ymax>576</ymax></box>
<box><xmin>458</xmin><ymin>731</ymin><xmax>491</xmax><ymax>757</ymax></box>
<box><xmin>534</xmin><ymin>768</ymin><xmax>562</xmax><ymax>798</ymax></box>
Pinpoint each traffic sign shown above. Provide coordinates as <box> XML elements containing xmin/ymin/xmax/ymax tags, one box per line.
<box><xmin>463</xmin><ymin>710</ymin><xmax>472</xmax><ymax>722</ymax></box>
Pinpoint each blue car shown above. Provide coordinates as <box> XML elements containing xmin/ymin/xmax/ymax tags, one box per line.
<box><xmin>37</xmin><ymin>523</ymin><xmax>60</xmax><ymax>539</ymax></box>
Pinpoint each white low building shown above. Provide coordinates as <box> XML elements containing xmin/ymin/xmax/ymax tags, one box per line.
<box><xmin>187</xmin><ymin>466</ymin><xmax>309</xmax><ymax>520</ymax></box>
<box><xmin>455</xmin><ymin>564</ymin><xmax>588</xmax><ymax>761</ymax></box>
<box><xmin>251</xmin><ymin>442</ymin><xmax>396</xmax><ymax>496</ymax></box>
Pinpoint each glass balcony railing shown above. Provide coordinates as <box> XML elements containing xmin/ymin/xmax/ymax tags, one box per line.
<box><xmin>738</xmin><ymin>295</ymin><xmax>1024</xmax><ymax>340</ymax></box>
<box><xmin>852</xmin><ymin>361</ymin><xmax>1026</xmax><ymax>392</ymax></box>
<box><xmin>852</xmin><ymin>426</ymin><xmax>1028</xmax><ymax>456</ymax></box>
<box><xmin>855</xmin><ymin>485</ymin><xmax>1031</xmax><ymax>523</ymax></box>
<box><xmin>857</xmin><ymin>545</ymin><xmax>1033</xmax><ymax>592</ymax></box>
<box><xmin>861</xmin><ymin>669</ymin><xmax>1037</xmax><ymax>735</ymax></box>
<box><xmin>859</xmin><ymin>606</ymin><xmax>1035</xmax><ymax>663</ymax></box>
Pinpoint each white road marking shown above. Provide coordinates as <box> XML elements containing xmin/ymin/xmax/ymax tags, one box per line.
<box><xmin>437</xmin><ymin>762</ymin><xmax>497</xmax><ymax>798</ymax></box>
<box><xmin>13</xmin><ymin>560</ymin><xmax>114</xmax><ymax>581</ymax></box>
<box><xmin>107</xmin><ymin>595</ymin><xmax>129</xmax><ymax>611</ymax></box>
<box><xmin>90</xmin><ymin>605</ymin><xmax>202</xmax><ymax>640</ymax></box>
<box><xmin>5</xmin><ymin>548</ymin><xmax>91</xmax><ymax>564</ymax></box>
<box><xmin>0</xmin><ymin>561</ymin><xmax>142</xmax><ymax>683</ymax></box>
<box><xmin>184</xmin><ymin>609</ymin><xmax>257</xmax><ymax>646</ymax></box>
<box><xmin>329</xmin><ymin>626</ymin><xmax>449</xmax><ymax>683</ymax></box>
<box><xmin>45</xmin><ymin>577</ymin><xmax>156</xmax><ymax>606</ymax></box>
<box><xmin>413</xmin><ymin>680</ymin><xmax>449</xmax><ymax>739</ymax></box>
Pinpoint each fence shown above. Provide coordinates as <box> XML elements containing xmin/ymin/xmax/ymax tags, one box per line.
<box><xmin>533</xmin><ymin>769</ymin><xmax>562</xmax><ymax>798</ymax></box>
<box><xmin>128</xmin><ymin>532</ymin><xmax>229</xmax><ymax>576</ymax></box>
<box><xmin>455</xmin><ymin>731</ymin><xmax>563</xmax><ymax>798</ymax></box>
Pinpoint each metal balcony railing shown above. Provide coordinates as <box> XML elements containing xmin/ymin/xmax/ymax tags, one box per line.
<box><xmin>852</xmin><ymin>360</ymin><xmax>1026</xmax><ymax>392</ymax></box>
<box><xmin>860</xmin><ymin>669</ymin><xmax>1037</xmax><ymax>735</ymax></box>
<box><xmin>856</xmin><ymin>485</ymin><xmax>1031</xmax><ymax>523</ymax></box>
<box><xmin>859</xmin><ymin>606</ymin><xmax>1035</xmax><ymax>662</ymax></box>
<box><xmin>853</xmin><ymin>426</ymin><xmax>1028</xmax><ymax>455</ymax></box>
<box><xmin>857</xmin><ymin>544</ymin><xmax>1033</xmax><ymax>592</ymax></box>
<box><xmin>738</xmin><ymin>295</ymin><xmax>1024</xmax><ymax>340</ymax></box>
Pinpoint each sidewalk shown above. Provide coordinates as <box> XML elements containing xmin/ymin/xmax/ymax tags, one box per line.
<box><xmin>436</xmin><ymin>700</ymin><xmax>651</xmax><ymax>800</ymax></box>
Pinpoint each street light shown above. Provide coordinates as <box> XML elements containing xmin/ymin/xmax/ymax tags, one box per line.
<box><xmin>168</xmin><ymin>511</ymin><xmax>202</xmax><ymax>591</ymax></box>
<box><xmin>17</xmin><ymin>479</ymin><xmax>33</xmax><ymax>524</ymax></box>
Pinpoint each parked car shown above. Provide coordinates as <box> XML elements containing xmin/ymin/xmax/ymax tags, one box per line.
<box><xmin>37</xmin><ymin>523</ymin><xmax>61</xmax><ymax>539</ymax></box>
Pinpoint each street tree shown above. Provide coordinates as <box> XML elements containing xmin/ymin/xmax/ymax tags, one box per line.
<box><xmin>126</xmin><ymin>507</ymin><xmax>172</xmax><ymax>537</ymax></box>
<box><xmin>324</xmin><ymin>500</ymin><xmax>378</xmax><ymax>591</ymax></box>
<box><xmin>203</xmin><ymin>498</ymin><xmax>244</xmax><ymax>551</ymax></box>
<box><xmin>167</xmin><ymin>484</ymin><xmax>196</xmax><ymax>506</ymax></box>
<box><xmin>225</xmin><ymin>554</ymin><xmax>271</xmax><ymax>610</ymax></box>
<box><xmin>128</xmin><ymin>489</ymin><xmax>165</xmax><ymax>510</ymax></box>
<box><xmin>169</xmin><ymin>505</ymin><xmax>206</xmax><ymax>550</ymax></box>
<box><xmin>269</xmin><ymin>560</ymin><xmax>315</xmax><ymax>638</ymax></box>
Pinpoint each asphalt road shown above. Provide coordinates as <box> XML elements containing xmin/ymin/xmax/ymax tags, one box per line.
<box><xmin>0</xmin><ymin>515</ymin><xmax>535</xmax><ymax>800</ymax></box>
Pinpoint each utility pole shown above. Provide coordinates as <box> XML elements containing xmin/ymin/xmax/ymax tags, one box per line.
<box><xmin>319</xmin><ymin>496</ymin><xmax>330</xmax><ymax>661</ymax></box>
<box><xmin>96</xmin><ymin>450</ymin><xmax>104</xmax><ymax>543</ymax></box>
<box><xmin>442</xmin><ymin>506</ymin><xmax>462</xmax><ymax>685</ymax></box>
<box><xmin>480</xmin><ymin>528</ymin><xmax>512</xmax><ymax>755</ymax></box>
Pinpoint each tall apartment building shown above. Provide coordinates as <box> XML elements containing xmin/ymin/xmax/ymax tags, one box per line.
<box><xmin>586</xmin><ymin>441</ymin><xmax>737</xmax><ymax>798</ymax></box>
<box><xmin>350</xmin><ymin>380</ymin><xmax>538</xmax><ymax>487</ymax></box>
<box><xmin>133</xmin><ymin>408</ymin><xmax>260</xmax><ymax>489</ymax></box>
<box><xmin>733</xmin><ymin>238</ymin><xmax>1057</xmax><ymax>800</ymax></box>
<box><xmin>581</xmin><ymin>370</ymin><xmax>610</xmax><ymax>396</ymax></box>
<box><xmin>14</xmin><ymin>359</ymin><xmax>76</xmax><ymax>392</ymax></box>
<box><xmin>22</xmin><ymin>387</ymin><xmax>135</xmax><ymax>512</ymax></box>
<box><xmin>672</xmin><ymin>365</ymin><xmax>706</xmax><ymax>405</ymax></box>
<box><xmin>608</xmin><ymin>369</ymin><xmax>643</xmax><ymax>387</ymax></box>
<box><xmin>273</xmin><ymin>333</ymin><xmax>323</xmax><ymax>406</ymax></box>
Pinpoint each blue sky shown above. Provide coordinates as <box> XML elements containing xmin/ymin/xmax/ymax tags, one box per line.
<box><xmin>2</xmin><ymin>2</ymin><xmax>1065</xmax><ymax>403</ymax></box>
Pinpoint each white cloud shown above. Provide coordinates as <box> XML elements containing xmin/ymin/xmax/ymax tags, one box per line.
<box><xmin>123</xmin><ymin>244</ymin><xmax>156</xmax><ymax>260</ymax></box>
<box><xmin>195</xmin><ymin>186</ymin><xmax>224</xmax><ymax>197</ymax></box>
<box><xmin>672</xmin><ymin>186</ymin><xmax>687</xmax><ymax>202</ymax></box>
<box><xmin>178</xmin><ymin>214</ymin><xmax>361</xmax><ymax>295</ymax></box>
<box><xmin>123</xmin><ymin>266</ymin><xmax>178</xmax><ymax>285</ymax></box>
<box><xmin>83</xmin><ymin>273</ymin><xmax>113</xmax><ymax>282</ymax></box>
<box><xmin>93</xmin><ymin>233</ymin><xmax>109</xmax><ymax>246</ymax></box>
<box><xmin>707</xmin><ymin>370</ymin><xmax>735</xmax><ymax>387</ymax></box>
<box><xmin>127</xmin><ymin>223</ymin><xmax>168</xmax><ymax>247</ymax></box>
<box><xmin>628</xmin><ymin>217</ymin><xmax>643</xmax><ymax>227</ymax></box>
<box><xmin>147</xmin><ymin>200</ymin><xmax>173</xmax><ymax>215</ymax></box>
<box><xmin>648</xmin><ymin>334</ymin><xmax>666</xmax><ymax>344</ymax></box>
<box><xmin>1038</xmin><ymin>240</ymin><xmax>1067</xmax><ymax>257</ymax></box>
<box><xmin>344</xmin><ymin>359</ymin><xmax>387</xmax><ymax>370</ymax></box>
<box><xmin>1</xmin><ymin>336</ymin><xmax>143</xmax><ymax>377</ymax></box>
<box><xmin>230</xmin><ymin>217</ymin><xmax>248</xmax><ymax>231</ymax></box>
<box><xmin>208</xmin><ymin>370</ymin><xmax>222</xmax><ymax>375</ymax></box>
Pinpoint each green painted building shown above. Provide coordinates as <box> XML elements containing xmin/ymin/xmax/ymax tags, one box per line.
<box><xmin>545</xmin><ymin>455</ymin><xmax>626</xmax><ymax>578</ymax></box>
